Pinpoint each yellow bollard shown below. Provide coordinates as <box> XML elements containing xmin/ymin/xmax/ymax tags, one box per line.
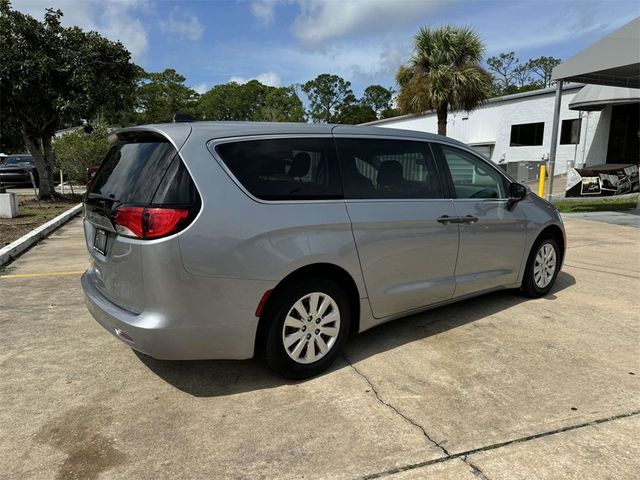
<box><xmin>538</xmin><ymin>164</ymin><xmax>546</xmax><ymax>197</ymax></box>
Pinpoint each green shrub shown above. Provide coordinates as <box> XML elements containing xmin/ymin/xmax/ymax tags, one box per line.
<box><xmin>53</xmin><ymin>124</ymin><xmax>110</xmax><ymax>183</ymax></box>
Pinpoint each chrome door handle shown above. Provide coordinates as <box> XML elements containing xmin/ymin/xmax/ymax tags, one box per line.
<box><xmin>437</xmin><ymin>215</ymin><xmax>457</xmax><ymax>224</ymax></box>
<box><xmin>460</xmin><ymin>215</ymin><xmax>479</xmax><ymax>224</ymax></box>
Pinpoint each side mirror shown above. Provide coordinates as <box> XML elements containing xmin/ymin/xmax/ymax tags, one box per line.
<box><xmin>508</xmin><ymin>182</ymin><xmax>528</xmax><ymax>202</ymax></box>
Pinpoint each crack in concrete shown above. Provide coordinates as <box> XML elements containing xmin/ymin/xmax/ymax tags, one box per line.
<box><xmin>345</xmin><ymin>355</ymin><xmax>640</xmax><ymax>480</ymax></box>
<box><xmin>344</xmin><ymin>355</ymin><xmax>494</xmax><ymax>480</ymax></box>
<box><xmin>343</xmin><ymin>354</ymin><xmax>450</xmax><ymax>457</ymax></box>
<box><xmin>464</xmin><ymin>456</ymin><xmax>491</xmax><ymax>480</ymax></box>
<box><xmin>564</xmin><ymin>263</ymin><xmax>640</xmax><ymax>280</ymax></box>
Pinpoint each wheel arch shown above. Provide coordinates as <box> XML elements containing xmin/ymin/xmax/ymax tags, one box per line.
<box><xmin>535</xmin><ymin>223</ymin><xmax>566</xmax><ymax>265</ymax></box>
<box><xmin>254</xmin><ymin>263</ymin><xmax>361</xmax><ymax>357</ymax></box>
<box><xmin>522</xmin><ymin>223</ymin><xmax>566</xmax><ymax>286</ymax></box>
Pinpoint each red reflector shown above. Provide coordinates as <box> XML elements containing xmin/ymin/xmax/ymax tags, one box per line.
<box><xmin>145</xmin><ymin>208</ymin><xmax>189</xmax><ymax>239</ymax></box>
<box><xmin>255</xmin><ymin>289</ymin><xmax>273</xmax><ymax>317</ymax></box>
<box><xmin>113</xmin><ymin>206</ymin><xmax>190</xmax><ymax>239</ymax></box>
<box><xmin>113</xmin><ymin>206</ymin><xmax>145</xmax><ymax>238</ymax></box>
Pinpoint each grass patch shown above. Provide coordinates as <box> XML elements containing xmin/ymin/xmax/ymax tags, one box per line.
<box><xmin>553</xmin><ymin>197</ymin><xmax>638</xmax><ymax>213</ymax></box>
<box><xmin>0</xmin><ymin>196</ymin><xmax>78</xmax><ymax>248</ymax></box>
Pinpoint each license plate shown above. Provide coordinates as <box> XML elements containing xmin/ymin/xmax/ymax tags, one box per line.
<box><xmin>93</xmin><ymin>229</ymin><xmax>108</xmax><ymax>255</ymax></box>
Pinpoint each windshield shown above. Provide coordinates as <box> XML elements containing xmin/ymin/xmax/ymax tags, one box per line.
<box><xmin>2</xmin><ymin>155</ymin><xmax>34</xmax><ymax>166</ymax></box>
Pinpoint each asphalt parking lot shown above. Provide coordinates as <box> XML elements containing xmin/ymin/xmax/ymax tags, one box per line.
<box><xmin>1</xmin><ymin>216</ymin><xmax>638</xmax><ymax>480</ymax></box>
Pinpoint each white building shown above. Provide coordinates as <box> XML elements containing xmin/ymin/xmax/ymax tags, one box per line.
<box><xmin>365</xmin><ymin>84</ymin><xmax>639</xmax><ymax>183</ymax></box>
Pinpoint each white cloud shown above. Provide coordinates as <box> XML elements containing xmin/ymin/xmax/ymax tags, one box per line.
<box><xmin>13</xmin><ymin>0</ymin><xmax>150</xmax><ymax>61</ymax></box>
<box><xmin>159</xmin><ymin>9</ymin><xmax>204</xmax><ymax>41</ymax></box>
<box><xmin>229</xmin><ymin>72</ymin><xmax>283</xmax><ymax>87</ymax></box>
<box><xmin>251</xmin><ymin>0</ymin><xmax>277</xmax><ymax>25</ymax></box>
<box><xmin>193</xmin><ymin>82</ymin><xmax>209</xmax><ymax>94</ymax></box>
<box><xmin>480</xmin><ymin>3</ymin><xmax>638</xmax><ymax>56</ymax></box>
<box><xmin>292</xmin><ymin>0</ymin><xmax>448</xmax><ymax>48</ymax></box>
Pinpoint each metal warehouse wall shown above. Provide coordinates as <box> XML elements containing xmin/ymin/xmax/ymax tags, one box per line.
<box><xmin>372</xmin><ymin>86</ymin><xmax>608</xmax><ymax>175</ymax></box>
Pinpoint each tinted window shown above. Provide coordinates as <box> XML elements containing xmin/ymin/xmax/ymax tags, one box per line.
<box><xmin>152</xmin><ymin>156</ymin><xmax>200</xmax><ymax>205</ymax></box>
<box><xmin>560</xmin><ymin>118</ymin><xmax>581</xmax><ymax>144</ymax></box>
<box><xmin>336</xmin><ymin>138</ymin><xmax>442</xmax><ymax>199</ymax></box>
<box><xmin>215</xmin><ymin>138</ymin><xmax>342</xmax><ymax>200</ymax></box>
<box><xmin>510</xmin><ymin>122</ymin><xmax>544</xmax><ymax>146</ymax></box>
<box><xmin>438</xmin><ymin>145</ymin><xmax>506</xmax><ymax>199</ymax></box>
<box><xmin>88</xmin><ymin>135</ymin><xmax>177</xmax><ymax>205</ymax></box>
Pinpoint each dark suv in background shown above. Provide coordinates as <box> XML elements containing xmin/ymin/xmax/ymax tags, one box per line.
<box><xmin>0</xmin><ymin>154</ymin><xmax>39</xmax><ymax>187</ymax></box>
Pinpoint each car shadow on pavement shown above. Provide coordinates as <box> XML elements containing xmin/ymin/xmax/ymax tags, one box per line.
<box><xmin>135</xmin><ymin>271</ymin><xmax>576</xmax><ymax>398</ymax></box>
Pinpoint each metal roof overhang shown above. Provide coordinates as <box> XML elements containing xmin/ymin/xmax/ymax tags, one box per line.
<box><xmin>569</xmin><ymin>85</ymin><xmax>640</xmax><ymax>111</ymax></box>
<box><xmin>551</xmin><ymin>17</ymin><xmax>640</xmax><ymax>88</ymax></box>
<box><xmin>545</xmin><ymin>17</ymin><xmax>640</xmax><ymax>200</ymax></box>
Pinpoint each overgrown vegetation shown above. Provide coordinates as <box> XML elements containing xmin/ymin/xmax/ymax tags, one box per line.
<box><xmin>54</xmin><ymin>124</ymin><xmax>110</xmax><ymax>183</ymax></box>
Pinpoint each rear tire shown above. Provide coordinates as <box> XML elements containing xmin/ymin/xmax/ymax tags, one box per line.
<box><xmin>264</xmin><ymin>278</ymin><xmax>350</xmax><ymax>379</ymax></box>
<box><xmin>521</xmin><ymin>237</ymin><xmax>560</xmax><ymax>298</ymax></box>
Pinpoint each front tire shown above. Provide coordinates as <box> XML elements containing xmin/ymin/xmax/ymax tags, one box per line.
<box><xmin>521</xmin><ymin>237</ymin><xmax>560</xmax><ymax>298</ymax></box>
<box><xmin>264</xmin><ymin>278</ymin><xmax>350</xmax><ymax>379</ymax></box>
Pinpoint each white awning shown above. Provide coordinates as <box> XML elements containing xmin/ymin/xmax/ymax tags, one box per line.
<box><xmin>569</xmin><ymin>85</ymin><xmax>640</xmax><ymax>111</ymax></box>
<box><xmin>552</xmin><ymin>17</ymin><xmax>640</xmax><ymax>88</ymax></box>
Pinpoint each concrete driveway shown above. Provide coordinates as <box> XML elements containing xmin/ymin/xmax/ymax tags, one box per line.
<box><xmin>1</xmin><ymin>217</ymin><xmax>638</xmax><ymax>480</ymax></box>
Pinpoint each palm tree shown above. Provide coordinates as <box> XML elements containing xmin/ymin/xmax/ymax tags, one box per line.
<box><xmin>396</xmin><ymin>25</ymin><xmax>492</xmax><ymax>136</ymax></box>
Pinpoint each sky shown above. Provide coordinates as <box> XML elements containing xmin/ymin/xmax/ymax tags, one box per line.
<box><xmin>14</xmin><ymin>0</ymin><xmax>640</xmax><ymax>97</ymax></box>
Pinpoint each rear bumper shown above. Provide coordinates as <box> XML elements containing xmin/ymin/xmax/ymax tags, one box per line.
<box><xmin>81</xmin><ymin>268</ymin><xmax>268</xmax><ymax>360</ymax></box>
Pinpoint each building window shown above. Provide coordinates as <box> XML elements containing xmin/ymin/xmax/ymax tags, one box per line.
<box><xmin>560</xmin><ymin>118</ymin><xmax>581</xmax><ymax>144</ymax></box>
<box><xmin>510</xmin><ymin>122</ymin><xmax>544</xmax><ymax>146</ymax></box>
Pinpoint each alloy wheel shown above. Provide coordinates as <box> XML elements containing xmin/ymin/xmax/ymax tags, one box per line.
<box><xmin>282</xmin><ymin>292</ymin><xmax>341</xmax><ymax>364</ymax></box>
<box><xmin>533</xmin><ymin>243</ymin><xmax>557</xmax><ymax>289</ymax></box>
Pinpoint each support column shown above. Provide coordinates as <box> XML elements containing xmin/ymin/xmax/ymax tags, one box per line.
<box><xmin>547</xmin><ymin>80</ymin><xmax>563</xmax><ymax>200</ymax></box>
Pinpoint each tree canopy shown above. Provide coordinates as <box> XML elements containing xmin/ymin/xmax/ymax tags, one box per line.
<box><xmin>301</xmin><ymin>74</ymin><xmax>357</xmax><ymax>123</ymax></box>
<box><xmin>487</xmin><ymin>52</ymin><xmax>562</xmax><ymax>95</ymax></box>
<box><xmin>396</xmin><ymin>25</ymin><xmax>492</xmax><ymax>135</ymax></box>
<box><xmin>0</xmin><ymin>0</ymin><xmax>136</xmax><ymax>197</ymax></box>
<box><xmin>131</xmin><ymin>69</ymin><xmax>198</xmax><ymax>125</ymax></box>
<box><xmin>361</xmin><ymin>85</ymin><xmax>396</xmax><ymax>119</ymax></box>
<box><xmin>196</xmin><ymin>80</ymin><xmax>305</xmax><ymax>122</ymax></box>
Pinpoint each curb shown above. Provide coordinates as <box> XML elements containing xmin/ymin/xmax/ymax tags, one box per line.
<box><xmin>0</xmin><ymin>203</ymin><xmax>82</xmax><ymax>267</ymax></box>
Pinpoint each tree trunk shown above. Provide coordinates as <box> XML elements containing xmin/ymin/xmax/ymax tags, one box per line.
<box><xmin>437</xmin><ymin>106</ymin><xmax>448</xmax><ymax>136</ymax></box>
<box><xmin>22</xmin><ymin>133</ymin><xmax>56</xmax><ymax>199</ymax></box>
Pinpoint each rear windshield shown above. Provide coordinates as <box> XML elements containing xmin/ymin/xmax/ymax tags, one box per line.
<box><xmin>88</xmin><ymin>134</ymin><xmax>178</xmax><ymax>205</ymax></box>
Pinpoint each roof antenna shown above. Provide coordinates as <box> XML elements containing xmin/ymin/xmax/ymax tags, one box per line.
<box><xmin>173</xmin><ymin>113</ymin><xmax>197</xmax><ymax>123</ymax></box>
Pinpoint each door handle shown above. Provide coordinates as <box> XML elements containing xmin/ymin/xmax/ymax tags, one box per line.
<box><xmin>437</xmin><ymin>215</ymin><xmax>457</xmax><ymax>225</ymax></box>
<box><xmin>460</xmin><ymin>215</ymin><xmax>479</xmax><ymax>224</ymax></box>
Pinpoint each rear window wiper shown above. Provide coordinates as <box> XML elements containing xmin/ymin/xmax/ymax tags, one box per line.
<box><xmin>87</xmin><ymin>193</ymin><xmax>119</xmax><ymax>202</ymax></box>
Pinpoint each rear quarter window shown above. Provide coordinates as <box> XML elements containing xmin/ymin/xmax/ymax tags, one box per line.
<box><xmin>214</xmin><ymin>138</ymin><xmax>343</xmax><ymax>201</ymax></box>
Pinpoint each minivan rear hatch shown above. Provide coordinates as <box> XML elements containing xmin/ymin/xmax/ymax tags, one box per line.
<box><xmin>83</xmin><ymin>129</ymin><xmax>200</xmax><ymax>313</ymax></box>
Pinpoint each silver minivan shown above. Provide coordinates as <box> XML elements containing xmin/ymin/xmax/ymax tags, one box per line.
<box><xmin>82</xmin><ymin>122</ymin><xmax>565</xmax><ymax>378</ymax></box>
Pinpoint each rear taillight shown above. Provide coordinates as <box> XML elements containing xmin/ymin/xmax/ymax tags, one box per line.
<box><xmin>113</xmin><ymin>206</ymin><xmax>191</xmax><ymax>239</ymax></box>
<box><xmin>145</xmin><ymin>208</ymin><xmax>190</xmax><ymax>238</ymax></box>
<box><xmin>113</xmin><ymin>206</ymin><xmax>145</xmax><ymax>238</ymax></box>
